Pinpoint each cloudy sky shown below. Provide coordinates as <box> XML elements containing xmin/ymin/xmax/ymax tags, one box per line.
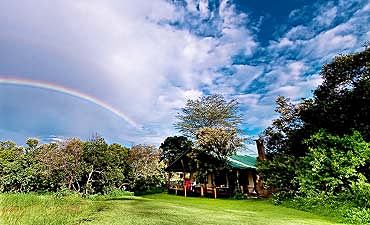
<box><xmin>0</xmin><ymin>0</ymin><xmax>369</xmax><ymax>153</ymax></box>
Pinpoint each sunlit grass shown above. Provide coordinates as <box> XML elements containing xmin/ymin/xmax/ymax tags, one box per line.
<box><xmin>0</xmin><ymin>193</ymin><xmax>108</xmax><ymax>225</ymax></box>
<box><xmin>0</xmin><ymin>193</ymin><xmax>342</xmax><ymax>225</ymax></box>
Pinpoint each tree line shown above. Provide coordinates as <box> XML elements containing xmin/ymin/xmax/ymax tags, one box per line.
<box><xmin>259</xmin><ymin>45</ymin><xmax>370</xmax><ymax>223</ymax></box>
<box><xmin>0</xmin><ymin>136</ymin><xmax>166</xmax><ymax>194</ymax></box>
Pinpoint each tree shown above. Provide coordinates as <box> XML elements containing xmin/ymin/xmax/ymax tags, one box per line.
<box><xmin>262</xmin><ymin>96</ymin><xmax>306</xmax><ymax>156</ymax></box>
<box><xmin>126</xmin><ymin>145</ymin><xmax>166</xmax><ymax>193</ymax></box>
<box><xmin>175</xmin><ymin>94</ymin><xmax>242</xmax><ymax>138</ymax></box>
<box><xmin>190</xmin><ymin>127</ymin><xmax>243</xmax><ymax>180</ymax></box>
<box><xmin>301</xmin><ymin>45</ymin><xmax>370</xmax><ymax>140</ymax></box>
<box><xmin>196</xmin><ymin>127</ymin><xmax>242</xmax><ymax>160</ymax></box>
<box><xmin>105</xmin><ymin>143</ymin><xmax>129</xmax><ymax>191</ymax></box>
<box><xmin>82</xmin><ymin>136</ymin><xmax>129</xmax><ymax>194</ymax></box>
<box><xmin>0</xmin><ymin>141</ymin><xmax>41</xmax><ymax>192</ymax></box>
<box><xmin>26</xmin><ymin>138</ymin><xmax>39</xmax><ymax>153</ymax></box>
<box><xmin>174</xmin><ymin>94</ymin><xmax>244</xmax><ymax>184</ymax></box>
<box><xmin>159</xmin><ymin>136</ymin><xmax>193</xmax><ymax>164</ymax></box>
<box><xmin>258</xmin><ymin>96</ymin><xmax>308</xmax><ymax>193</ymax></box>
<box><xmin>0</xmin><ymin>141</ymin><xmax>26</xmax><ymax>192</ymax></box>
<box><xmin>38</xmin><ymin>138</ymin><xmax>85</xmax><ymax>191</ymax></box>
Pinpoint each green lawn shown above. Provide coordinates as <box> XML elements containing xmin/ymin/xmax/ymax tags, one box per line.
<box><xmin>0</xmin><ymin>193</ymin><xmax>342</xmax><ymax>225</ymax></box>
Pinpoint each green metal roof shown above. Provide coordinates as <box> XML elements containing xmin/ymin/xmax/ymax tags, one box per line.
<box><xmin>227</xmin><ymin>155</ymin><xmax>257</xmax><ymax>169</ymax></box>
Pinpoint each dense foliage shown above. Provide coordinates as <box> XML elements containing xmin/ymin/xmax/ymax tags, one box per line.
<box><xmin>159</xmin><ymin>136</ymin><xmax>193</xmax><ymax>164</ymax></box>
<box><xmin>298</xmin><ymin>130</ymin><xmax>370</xmax><ymax>196</ymax></box>
<box><xmin>191</xmin><ymin>127</ymin><xmax>242</xmax><ymax>180</ymax></box>
<box><xmin>175</xmin><ymin>94</ymin><xmax>242</xmax><ymax>138</ymax></box>
<box><xmin>126</xmin><ymin>145</ymin><xmax>166</xmax><ymax>194</ymax></box>
<box><xmin>259</xmin><ymin>46</ymin><xmax>370</xmax><ymax>223</ymax></box>
<box><xmin>0</xmin><ymin>136</ymin><xmax>165</xmax><ymax>195</ymax></box>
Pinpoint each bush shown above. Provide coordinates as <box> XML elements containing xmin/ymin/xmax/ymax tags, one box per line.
<box><xmin>273</xmin><ymin>130</ymin><xmax>370</xmax><ymax>223</ymax></box>
<box><xmin>257</xmin><ymin>154</ymin><xmax>300</xmax><ymax>194</ymax></box>
<box><xmin>284</xmin><ymin>194</ymin><xmax>370</xmax><ymax>224</ymax></box>
<box><xmin>342</xmin><ymin>207</ymin><xmax>370</xmax><ymax>224</ymax></box>
<box><xmin>298</xmin><ymin>130</ymin><xmax>370</xmax><ymax>196</ymax></box>
<box><xmin>349</xmin><ymin>177</ymin><xmax>370</xmax><ymax>208</ymax></box>
<box><xmin>272</xmin><ymin>190</ymin><xmax>298</xmax><ymax>205</ymax></box>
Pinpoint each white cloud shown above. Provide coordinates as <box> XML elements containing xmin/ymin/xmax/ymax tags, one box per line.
<box><xmin>275</xmin><ymin>37</ymin><xmax>294</xmax><ymax>48</ymax></box>
<box><xmin>313</xmin><ymin>4</ymin><xmax>337</xmax><ymax>27</ymax></box>
<box><xmin>0</xmin><ymin>0</ymin><xmax>367</xmax><ymax>147</ymax></box>
<box><xmin>199</xmin><ymin>0</ymin><xmax>210</xmax><ymax>18</ymax></box>
<box><xmin>237</xmin><ymin>94</ymin><xmax>261</xmax><ymax>106</ymax></box>
<box><xmin>285</xmin><ymin>25</ymin><xmax>315</xmax><ymax>40</ymax></box>
<box><xmin>301</xmin><ymin>23</ymin><xmax>357</xmax><ymax>60</ymax></box>
<box><xmin>0</xmin><ymin>0</ymin><xmax>258</xmax><ymax>145</ymax></box>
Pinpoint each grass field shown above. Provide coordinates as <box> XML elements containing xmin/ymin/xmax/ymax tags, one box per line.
<box><xmin>0</xmin><ymin>193</ymin><xmax>342</xmax><ymax>225</ymax></box>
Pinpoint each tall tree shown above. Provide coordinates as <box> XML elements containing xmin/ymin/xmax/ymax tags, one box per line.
<box><xmin>258</xmin><ymin>96</ymin><xmax>305</xmax><ymax>192</ymax></box>
<box><xmin>175</xmin><ymin>94</ymin><xmax>244</xmax><ymax>182</ymax></box>
<box><xmin>196</xmin><ymin>127</ymin><xmax>242</xmax><ymax>160</ymax></box>
<box><xmin>262</xmin><ymin>96</ymin><xmax>308</xmax><ymax>157</ymax></box>
<box><xmin>301</xmin><ymin>45</ymin><xmax>370</xmax><ymax>140</ymax></box>
<box><xmin>175</xmin><ymin>94</ymin><xmax>242</xmax><ymax>138</ymax></box>
<box><xmin>26</xmin><ymin>138</ymin><xmax>39</xmax><ymax>153</ymax></box>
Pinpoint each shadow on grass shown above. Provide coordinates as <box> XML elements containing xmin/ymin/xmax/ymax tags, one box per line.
<box><xmin>100</xmin><ymin>196</ymin><xmax>152</xmax><ymax>202</ymax></box>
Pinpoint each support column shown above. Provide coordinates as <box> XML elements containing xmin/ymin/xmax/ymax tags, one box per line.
<box><xmin>253</xmin><ymin>172</ymin><xmax>258</xmax><ymax>194</ymax></box>
<box><xmin>236</xmin><ymin>170</ymin><xmax>240</xmax><ymax>191</ymax></box>
<box><xmin>226</xmin><ymin>172</ymin><xmax>229</xmax><ymax>187</ymax></box>
<box><xmin>167</xmin><ymin>172</ymin><xmax>171</xmax><ymax>190</ymax></box>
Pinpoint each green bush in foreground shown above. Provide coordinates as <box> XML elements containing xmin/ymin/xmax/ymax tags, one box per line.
<box><xmin>274</xmin><ymin>130</ymin><xmax>370</xmax><ymax>224</ymax></box>
<box><xmin>298</xmin><ymin>130</ymin><xmax>370</xmax><ymax>196</ymax></box>
<box><xmin>282</xmin><ymin>194</ymin><xmax>370</xmax><ymax>224</ymax></box>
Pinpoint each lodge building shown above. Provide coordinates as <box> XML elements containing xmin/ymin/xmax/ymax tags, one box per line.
<box><xmin>165</xmin><ymin>140</ymin><xmax>267</xmax><ymax>198</ymax></box>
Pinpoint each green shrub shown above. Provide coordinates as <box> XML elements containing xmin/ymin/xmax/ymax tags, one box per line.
<box><xmin>342</xmin><ymin>207</ymin><xmax>370</xmax><ymax>224</ymax></box>
<box><xmin>349</xmin><ymin>177</ymin><xmax>370</xmax><ymax>208</ymax></box>
<box><xmin>272</xmin><ymin>190</ymin><xmax>298</xmax><ymax>205</ymax></box>
<box><xmin>53</xmin><ymin>187</ymin><xmax>81</xmax><ymax>198</ymax></box>
<box><xmin>87</xmin><ymin>189</ymin><xmax>134</xmax><ymax>200</ymax></box>
<box><xmin>282</xmin><ymin>193</ymin><xmax>370</xmax><ymax>224</ymax></box>
<box><xmin>298</xmin><ymin>130</ymin><xmax>370</xmax><ymax>196</ymax></box>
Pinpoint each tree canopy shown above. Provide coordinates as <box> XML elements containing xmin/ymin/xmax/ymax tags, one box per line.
<box><xmin>175</xmin><ymin>94</ymin><xmax>242</xmax><ymax>138</ymax></box>
<box><xmin>0</xmin><ymin>136</ymin><xmax>165</xmax><ymax>195</ymax></box>
<box><xmin>301</xmin><ymin>45</ymin><xmax>370</xmax><ymax>140</ymax></box>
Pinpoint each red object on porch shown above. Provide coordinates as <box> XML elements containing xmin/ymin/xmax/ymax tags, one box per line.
<box><xmin>184</xmin><ymin>179</ymin><xmax>191</xmax><ymax>189</ymax></box>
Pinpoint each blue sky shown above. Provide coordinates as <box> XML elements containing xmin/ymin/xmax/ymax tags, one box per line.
<box><xmin>0</xmin><ymin>0</ymin><xmax>369</xmax><ymax>154</ymax></box>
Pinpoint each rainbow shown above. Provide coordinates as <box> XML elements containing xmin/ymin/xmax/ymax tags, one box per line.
<box><xmin>0</xmin><ymin>76</ymin><xmax>140</xmax><ymax>129</ymax></box>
